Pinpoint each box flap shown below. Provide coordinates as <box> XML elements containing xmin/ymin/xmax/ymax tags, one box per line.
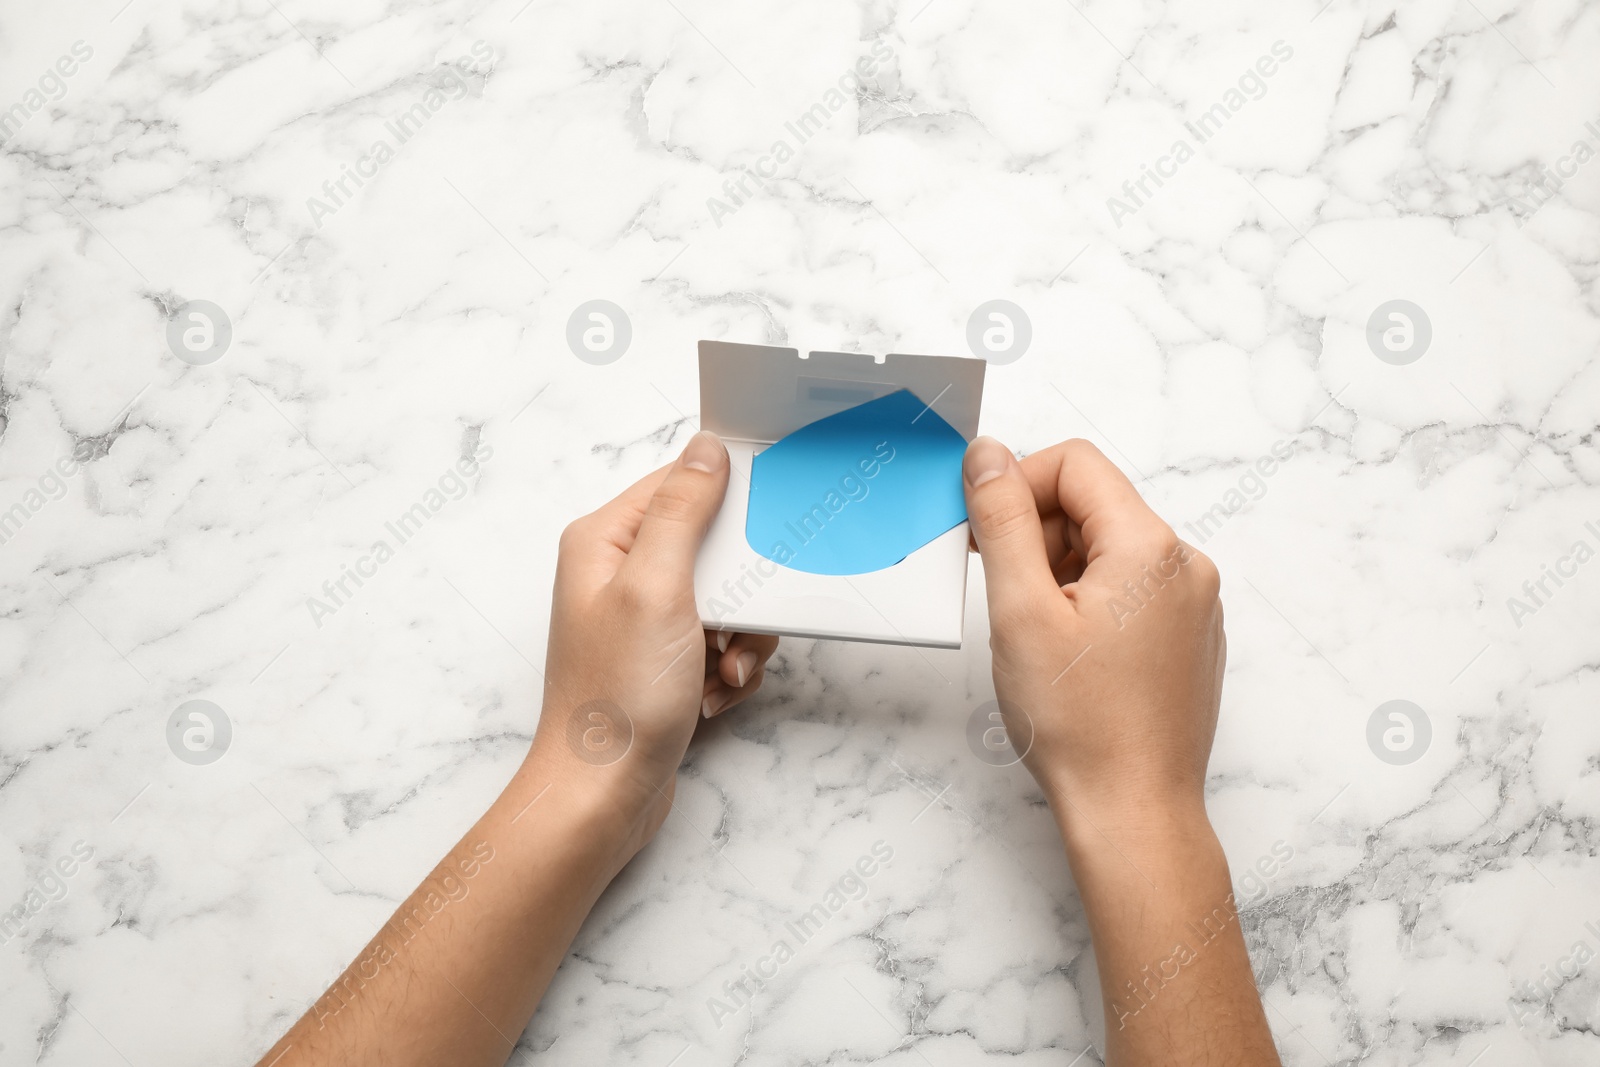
<box><xmin>699</xmin><ymin>341</ymin><xmax>986</xmax><ymax>443</ymax></box>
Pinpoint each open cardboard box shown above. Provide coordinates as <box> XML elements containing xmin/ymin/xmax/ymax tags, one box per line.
<box><xmin>693</xmin><ymin>340</ymin><xmax>986</xmax><ymax>649</ymax></box>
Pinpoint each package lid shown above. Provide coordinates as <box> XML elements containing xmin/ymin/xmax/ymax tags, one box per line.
<box><xmin>699</xmin><ymin>341</ymin><xmax>986</xmax><ymax>444</ymax></box>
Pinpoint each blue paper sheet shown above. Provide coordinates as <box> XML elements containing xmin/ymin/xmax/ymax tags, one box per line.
<box><xmin>744</xmin><ymin>389</ymin><xmax>969</xmax><ymax>575</ymax></box>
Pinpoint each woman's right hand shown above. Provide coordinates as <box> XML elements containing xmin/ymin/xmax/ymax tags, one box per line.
<box><xmin>961</xmin><ymin>437</ymin><xmax>1280</xmax><ymax>1066</ymax></box>
<box><xmin>959</xmin><ymin>437</ymin><xmax>1227</xmax><ymax>839</ymax></box>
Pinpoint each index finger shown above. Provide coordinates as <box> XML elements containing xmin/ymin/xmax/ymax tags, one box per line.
<box><xmin>560</xmin><ymin>462</ymin><xmax>672</xmax><ymax>580</ymax></box>
<box><xmin>1017</xmin><ymin>439</ymin><xmax>1168</xmax><ymax>564</ymax></box>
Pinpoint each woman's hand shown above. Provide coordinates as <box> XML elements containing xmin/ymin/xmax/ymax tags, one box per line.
<box><xmin>961</xmin><ymin>436</ymin><xmax>1278</xmax><ymax>1066</ymax></box>
<box><xmin>527</xmin><ymin>430</ymin><xmax>779</xmax><ymax>859</ymax></box>
<box><xmin>961</xmin><ymin>436</ymin><xmax>1225</xmax><ymax>837</ymax></box>
<box><xmin>259</xmin><ymin>431</ymin><xmax>781</xmax><ymax>1067</ymax></box>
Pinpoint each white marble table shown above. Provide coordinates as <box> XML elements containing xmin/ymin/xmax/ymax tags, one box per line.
<box><xmin>2</xmin><ymin>1</ymin><xmax>1597</xmax><ymax>1064</ymax></box>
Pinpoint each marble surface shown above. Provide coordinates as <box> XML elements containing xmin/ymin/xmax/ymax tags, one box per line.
<box><xmin>2</xmin><ymin>0</ymin><xmax>1599</xmax><ymax>1064</ymax></box>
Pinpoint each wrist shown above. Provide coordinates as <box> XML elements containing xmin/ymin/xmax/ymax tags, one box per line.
<box><xmin>1050</xmin><ymin>786</ymin><xmax>1216</xmax><ymax>875</ymax></box>
<box><xmin>507</xmin><ymin>745</ymin><xmax>657</xmax><ymax>876</ymax></box>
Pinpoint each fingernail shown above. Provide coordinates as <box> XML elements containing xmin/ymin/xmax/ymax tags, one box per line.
<box><xmin>682</xmin><ymin>431</ymin><xmax>726</xmax><ymax>473</ymax></box>
<box><xmin>701</xmin><ymin>692</ymin><xmax>727</xmax><ymax>719</ymax></box>
<box><xmin>964</xmin><ymin>436</ymin><xmax>1010</xmax><ymax>489</ymax></box>
<box><xmin>716</xmin><ymin>630</ymin><xmax>730</xmax><ymax>653</ymax></box>
<box><xmin>734</xmin><ymin>650</ymin><xmax>757</xmax><ymax>688</ymax></box>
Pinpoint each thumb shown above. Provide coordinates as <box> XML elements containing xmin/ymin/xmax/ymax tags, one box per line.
<box><xmin>623</xmin><ymin>431</ymin><xmax>731</xmax><ymax>586</ymax></box>
<box><xmin>963</xmin><ymin>437</ymin><xmax>1057</xmax><ymax>620</ymax></box>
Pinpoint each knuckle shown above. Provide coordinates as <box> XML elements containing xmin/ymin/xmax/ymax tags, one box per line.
<box><xmin>975</xmin><ymin>495</ymin><xmax>1037</xmax><ymax>542</ymax></box>
<box><xmin>1060</xmin><ymin>438</ymin><xmax>1105</xmax><ymax>464</ymax></box>
<box><xmin>992</xmin><ymin>589</ymin><xmax>1055</xmax><ymax>635</ymax></box>
<box><xmin>1127</xmin><ymin>523</ymin><xmax>1180</xmax><ymax>564</ymax></box>
<box><xmin>1118</xmin><ymin>536</ymin><xmax>1165</xmax><ymax>569</ymax></box>
<box><xmin>558</xmin><ymin>517</ymin><xmax>591</xmax><ymax>556</ymax></box>
<box><xmin>1186</xmin><ymin>547</ymin><xmax>1221</xmax><ymax>595</ymax></box>
<box><xmin>610</xmin><ymin>570</ymin><xmax>664</xmax><ymax>614</ymax></box>
<box><xmin>1152</xmin><ymin>525</ymin><xmax>1183</xmax><ymax>560</ymax></box>
<box><xmin>647</xmin><ymin>481</ymin><xmax>702</xmax><ymax>527</ymax></box>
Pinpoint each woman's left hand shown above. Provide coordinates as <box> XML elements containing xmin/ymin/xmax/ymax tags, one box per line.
<box><xmin>527</xmin><ymin>431</ymin><xmax>780</xmax><ymax>855</ymax></box>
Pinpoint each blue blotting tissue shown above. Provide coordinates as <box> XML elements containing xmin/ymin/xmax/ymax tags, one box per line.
<box><xmin>744</xmin><ymin>389</ymin><xmax>970</xmax><ymax>576</ymax></box>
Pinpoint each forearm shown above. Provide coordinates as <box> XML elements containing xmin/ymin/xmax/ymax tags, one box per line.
<box><xmin>252</xmin><ymin>433</ymin><xmax>768</xmax><ymax>1065</ymax></box>
<box><xmin>258</xmin><ymin>752</ymin><xmax>637</xmax><ymax>1067</ymax></box>
<box><xmin>1056</xmin><ymin>798</ymin><xmax>1280</xmax><ymax>1067</ymax></box>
